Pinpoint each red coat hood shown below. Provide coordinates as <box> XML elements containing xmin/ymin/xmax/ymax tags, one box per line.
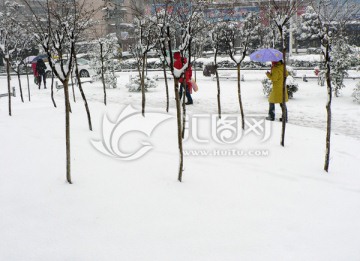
<box><xmin>174</xmin><ymin>52</ymin><xmax>181</xmax><ymax>60</ymax></box>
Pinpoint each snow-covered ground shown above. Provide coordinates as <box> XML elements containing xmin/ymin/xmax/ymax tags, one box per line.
<box><xmin>1</xmin><ymin>70</ymin><xmax>360</xmax><ymax>260</ymax></box>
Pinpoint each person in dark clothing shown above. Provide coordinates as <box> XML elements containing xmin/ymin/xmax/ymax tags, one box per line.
<box><xmin>36</xmin><ymin>59</ymin><xmax>47</xmax><ymax>89</ymax></box>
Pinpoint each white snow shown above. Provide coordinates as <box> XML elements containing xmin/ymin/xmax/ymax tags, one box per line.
<box><xmin>0</xmin><ymin>69</ymin><xmax>360</xmax><ymax>260</ymax></box>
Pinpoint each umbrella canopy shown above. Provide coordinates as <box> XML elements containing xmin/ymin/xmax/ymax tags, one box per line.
<box><xmin>249</xmin><ymin>48</ymin><xmax>283</xmax><ymax>62</ymax></box>
<box><xmin>23</xmin><ymin>56</ymin><xmax>37</xmax><ymax>64</ymax></box>
<box><xmin>32</xmin><ymin>54</ymin><xmax>48</xmax><ymax>63</ymax></box>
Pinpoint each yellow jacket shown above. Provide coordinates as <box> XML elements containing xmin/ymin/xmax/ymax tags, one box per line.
<box><xmin>266</xmin><ymin>62</ymin><xmax>289</xmax><ymax>104</ymax></box>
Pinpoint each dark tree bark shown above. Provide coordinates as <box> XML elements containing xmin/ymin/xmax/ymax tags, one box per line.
<box><xmin>280</xmin><ymin>30</ymin><xmax>288</xmax><ymax>147</ymax></box>
<box><xmin>100</xmin><ymin>42</ymin><xmax>106</xmax><ymax>105</ymax></box>
<box><xmin>6</xmin><ymin>58</ymin><xmax>12</xmax><ymax>116</ymax></box>
<box><xmin>181</xmin><ymin>77</ymin><xmax>187</xmax><ymax>139</ymax></box>
<box><xmin>16</xmin><ymin>65</ymin><xmax>24</xmax><ymax>103</ymax></box>
<box><xmin>141</xmin><ymin>54</ymin><xmax>146</xmax><ymax>117</ymax></box>
<box><xmin>51</xmin><ymin>73</ymin><xmax>57</xmax><ymax>108</ymax></box>
<box><xmin>324</xmin><ymin>44</ymin><xmax>332</xmax><ymax>172</ymax></box>
<box><xmin>162</xmin><ymin>61</ymin><xmax>169</xmax><ymax>112</ymax></box>
<box><xmin>237</xmin><ymin>63</ymin><xmax>245</xmax><ymax>129</ymax></box>
<box><xmin>215</xmin><ymin>67</ymin><xmax>221</xmax><ymax>119</ymax></box>
<box><xmin>214</xmin><ymin>48</ymin><xmax>222</xmax><ymax>119</ymax></box>
<box><xmin>74</xmin><ymin>54</ymin><xmax>92</xmax><ymax>131</ymax></box>
<box><xmin>71</xmin><ymin>71</ymin><xmax>76</xmax><ymax>103</ymax></box>
<box><xmin>26</xmin><ymin>65</ymin><xmax>31</xmax><ymax>102</ymax></box>
<box><xmin>174</xmin><ymin>78</ymin><xmax>184</xmax><ymax>182</ymax></box>
<box><xmin>63</xmin><ymin>79</ymin><xmax>72</xmax><ymax>184</ymax></box>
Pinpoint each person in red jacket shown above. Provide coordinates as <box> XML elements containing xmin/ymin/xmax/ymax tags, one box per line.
<box><xmin>174</xmin><ymin>52</ymin><xmax>193</xmax><ymax>105</ymax></box>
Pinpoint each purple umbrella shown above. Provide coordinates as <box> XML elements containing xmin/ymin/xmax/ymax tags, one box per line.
<box><xmin>249</xmin><ymin>48</ymin><xmax>283</xmax><ymax>62</ymax></box>
<box><xmin>31</xmin><ymin>54</ymin><xmax>48</xmax><ymax>63</ymax></box>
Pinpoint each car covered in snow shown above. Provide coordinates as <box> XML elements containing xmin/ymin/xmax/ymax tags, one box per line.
<box><xmin>45</xmin><ymin>58</ymin><xmax>95</xmax><ymax>78</ymax></box>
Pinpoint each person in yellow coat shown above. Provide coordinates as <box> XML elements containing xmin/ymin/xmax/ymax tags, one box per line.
<box><xmin>265</xmin><ymin>60</ymin><xmax>289</xmax><ymax>121</ymax></box>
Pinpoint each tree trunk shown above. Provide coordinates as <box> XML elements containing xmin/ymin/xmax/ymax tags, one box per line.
<box><xmin>141</xmin><ymin>54</ymin><xmax>146</xmax><ymax>117</ymax></box>
<box><xmin>215</xmin><ymin>67</ymin><xmax>221</xmax><ymax>119</ymax></box>
<box><xmin>280</xmin><ymin>31</ymin><xmax>288</xmax><ymax>147</ymax></box>
<box><xmin>74</xmin><ymin>56</ymin><xmax>92</xmax><ymax>131</ymax></box>
<box><xmin>324</xmin><ymin>45</ymin><xmax>332</xmax><ymax>172</ymax></box>
<box><xmin>6</xmin><ymin>58</ymin><xmax>12</xmax><ymax>116</ymax></box>
<box><xmin>51</xmin><ymin>73</ymin><xmax>57</xmax><ymax>108</ymax></box>
<box><xmin>181</xmin><ymin>78</ymin><xmax>187</xmax><ymax>139</ymax></box>
<box><xmin>17</xmin><ymin>66</ymin><xmax>24</xmax><ymax>103</ymax></box>
<box><xmin>63</xmin><ymin>79</ymin><xmax>72</xmax><ymax>184</ymax></box>
<box><xmin>174</xmin><ymin>78</ymin><xmax>184</xmax><ymax>182</ymax></box>
<box><xmin>100</xmin><ymin>43</ymin><xmax>106</xmax><ymax>106</ymax></box>
<box><xmin>71</xmin><ymin>72</ymin><xmax>76</xmax><ymax>103</ymax></box>
<box><xmin>26</xmin><ymin>65</ymin><xmax>31</xmax><ymax>102</ymax></box>
<box><xmin>162</xmin><ymin>61</ymin><xmax>169</xmax><ymax>113</ymax></box>
<box><xmin>237</xmin><ymin>63</ymin><xmax>245</xmax><ymax>129</ymax></box>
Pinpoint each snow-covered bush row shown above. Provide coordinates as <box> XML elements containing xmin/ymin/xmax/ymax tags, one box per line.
<box><xmin>126</xmin><ymin>75</ymin><xmax>157</xmax><ymax>92</ymax></box>
<box><xmin>119</xmin><ymin>53</ymin><xmax>359</xmax><ymax>71</ymax></box>
<box><xmin>261</xmin><ymin>75</ymin><xmax>299</xmax><ymax>99</ymax></box>
<box><xmin>352</xmin><ymin>82</ymin><xmax>360</xmax><ymax>103</ymax></box>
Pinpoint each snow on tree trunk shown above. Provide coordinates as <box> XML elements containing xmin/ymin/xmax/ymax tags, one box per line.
<box><xmin>74</xmin><ymin>54</ymin><xmax>92</xmax><ymax>131</ymax></box>
<box><xmin>63</xmin><ymin>79</ymin><xmax>72</xmax><ymax>184</ymax></box>
<box><xmin>141</xmin><ymin>54</ymin><xmax>146</xmax><ymax>117</ymax></box>
<box><xmin>237</xmin><ymin>64</ymin><xmax>245</xmax><ymax>130</ymax></box>
<box><xmin>162</xmin><ymin>61</ymin><xmax>169</xmax><ymax>113</ymax></box>
<box><xmin>6</xmin><ymin>58</ymin><xmax>12</xmax><ymax>116</ymax></box>
<box><xmin>174</xmin><ymin>78</ymin><xmax>184</xmax><ymax>182</ymax></box>
<box><xmin>17</xmin><ymin>65</ymin><xmax>24</xmax><ymax>103</ymax></box>
<box><xmin>51</xmin><ymin>73</ymin><xmax>57</xmax><ymax>108</ymax></box>
<box><xmin>26</xmin><ymin>67</ymin><xmax>31</xmax><ymax>102</ymax></box>
<box><xmin>324</xmin><ymin>45</ymin><xmax>332</xmax><ymax>172</ymax></box>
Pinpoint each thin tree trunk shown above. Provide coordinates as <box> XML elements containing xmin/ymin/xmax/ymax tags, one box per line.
<box><xmin>174</xmin><ymin>78</ymin><xmax>184</xmax><ymax>182</ymax></box>
<box><xmin>162</xmin><ymin>61</ymin><xmax>169</xmax><ymax>112</ymax></box>
<box><xmin>6</xmin><ymin>59</ymin><xmax>12</xmax><ymax>116</ymax></box>
<box><xmin>145</xmin><ymin>54</ymin><xmax>148</xmax><ymax>76</ymax></box>
<box><xmin>63</xmin><ymin>79</ymin><xmax>72</xmax><ymax>184</ymax></box>
<box><xmin>181</xmin><ymin>78</ymin><xmax>187</xmax><ymax>139</ymax></box>
<box><xmin>71</xmin><ymin>72</ymin><xmax>76</xmax><ymax>103</ymax></box>
<box><xmin>280</xmin><ymin>32</ymin><xmax>288</xmax><ymax>147</ymax></box>
<box><xmin>26</xmin><ymin>65</ymin><xmax>31</xmax><ymax>102</ymax></box>
<box><xmin>237</xmin><ymin>63</ymin><xmax>245</xmax><ymax>129</ymax></box>
<box><xmin>324</xmin><ymin>46</ymin><xmax>332</xmax><ymax>172</ymax></box>
<box><xmin>17</xmin><ymin>66</ymin><xmax>24</xmax><ymax>103</ymax></box>
<box><xmin>100</xmin><ymin>43</ymin><xmax>106</xmax><ymax>105</ymax></box>
<box><xmin>74</xmin><ymin>56</ymin><xmax>92</xmax><ymax>131</ymax></box>
<box><xmin>51</xmin><ymin>73</ymin><xmax>57</xmax><ymax>108</ymax></box>
<box><xmin>141</xmin><ymin>54</ymin><xmax>146</xmax><ymax>117</ymax></box>
<box><xmin>215</xmin><ymin>67</ymin><xmax>221</xmax><ymax>119</ymax></box>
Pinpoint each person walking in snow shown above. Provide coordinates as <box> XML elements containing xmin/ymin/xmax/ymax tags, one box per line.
<box><xmin>36</xmin><ymin>58</ymin><xmax>47</xmax><ymax>89</ymax></box>
<box><xmin>265</xmin><ymin>60</ymin><xmax>289</xmax><ymax>121</ymax></box>
<box><xmin>174</xmin><ymin>52</ymin><xmax>193</xmax><ymax>105</ymax></box>
<box><xmin>31</xmin><ymin>61</ymin><xmax>39</xmax><ymax>84</ymax></box>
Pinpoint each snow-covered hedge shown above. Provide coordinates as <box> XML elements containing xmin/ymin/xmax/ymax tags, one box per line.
<box><xmin>352</xmin><ymin>82</ymin><xmax>360</xmax><ymax>103</ymax></box>
<box><xmin>120</xmin><ymin>53</ymin><xmax>360</xmax><ymax>71</ymax></box>
<box><xmin>261</xmin><ymin>75</ymin><xmax>299</xmax><ymax>99</ymax></box>
<box><xmin>126</xmin><ymin>75</ymin><xmax>157</xmax><ymax>92</ymax></box>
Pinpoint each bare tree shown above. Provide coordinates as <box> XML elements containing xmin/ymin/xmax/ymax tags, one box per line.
<box><xmin>9</xmin><ymin>24</ymin><xmax>33</xmax><ymax>104</ymax></box>
<box><xmin>210</xmin><ymin>22</ymin><xmax>228</xmax><ymax>119</ymax></box>
<box><xmin>0</xmin><ymin>2</ymin><xmax>22</xmax><ymax>116</ymax></box>
<box><xmin>306</xmin><ymin>0</ymin><xmax>360</xmax><ymax>171</ymax></box>
<box><xmin>269</xmin><ymin>0</ymin><xmax>301</xmax><ymax>146</ymax></box>
<box><xmin>21</xmin><ymin>0</ymin><xmax>101</xmax><ymax>183</ymax></box>
<box><xmin>152</xmin><ymin>0</ymin><xmax>207</xmax><ymax>182</ymax></box>
<box><xmin>225</xmin><ymin>13</ymin><xmax>261</xmax><ymax>129</ymax></box>
<box><xmin>131</xmin><ymin>15</ymin><xmax>158</xmax><ymax>116</ymax></box>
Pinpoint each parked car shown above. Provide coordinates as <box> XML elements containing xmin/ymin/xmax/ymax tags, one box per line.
<box><xmin>45</xmin><ymin>58</ymin><xmax>95</xmax><ymax>78</ymax></box>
